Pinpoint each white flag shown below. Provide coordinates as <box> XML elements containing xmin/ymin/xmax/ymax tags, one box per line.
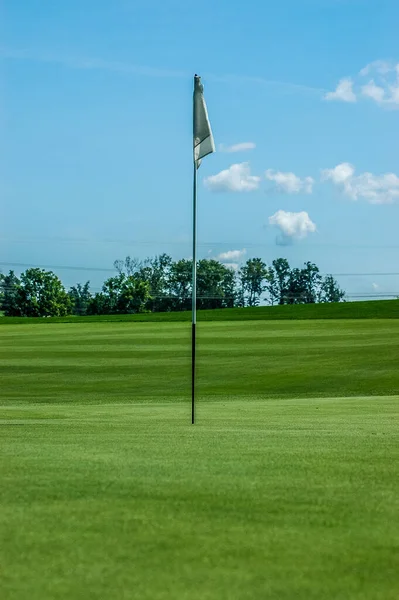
<box><xmin>193</xmin><ymin>75</ymin><xmax>215</xmax><ymax>169</ymax></box>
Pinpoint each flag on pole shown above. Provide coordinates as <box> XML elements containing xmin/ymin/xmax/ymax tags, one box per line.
<box><xmin>193</xmin><ymin>75</ymin><xmax>215</xmax><ymax>168</ymax></box>
<box><xmin>191</xmin><ymin>75</ymin><xmax>215</xmax><ymax>425</ymax></box>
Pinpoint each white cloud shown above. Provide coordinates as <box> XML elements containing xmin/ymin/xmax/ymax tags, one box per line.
<box><xmin>222</xmin><ymin>262</ymin><xmax>240</xmax><ymax>271</ymax></box>
<box><xmin>360</xmin><ymin>60</ymin><xmax>391</xmax><ymax>77</ymax></box>
<box><xmin>268</xmin><ymin>210</ymin><xmax>316</xmax><ymax>244</ymax></box>
<box><xmin>389</xmin><ymin>84</ymin><xmax>399</xmax><ymax>104</ymax></box>
<box><xmin>217</xmin><ymin>249</ymin><xmax>247</xmax><ymax>262</ymax></box>
<box><xmin>321</xmin><ymin>162</ymin><xmax>355</xmax><ymax>185</ymax></box>
<box><xmin>324</xmin><ymin>78</ymin><xmax>357</xmax><ymax>103</ymax></box>
<box><xmin>361</xmin><ymin>80</ymin><xmax>386</xmax><ymax>103</ymax></box>
<box><xmin>265</xmin><ymin>169</ymin><xmax>314</xmax><ymax>194</ymax></box>
<box><xmin>360</xmin><ymin>61</ymin><xmax>399</xmax><ymax>106</ymax></box>
<box><xmin>204</xmin><ymin>163</ymin><xmax>261</xmax><ymax>192</ymax></box>
<box><xmin>328</xmin><ymin>61</ymin><xmax>399</xmax><ymax>107</ymax></box>
<box><xmin>322</xmin><ymin>162</ymin><xmax>399</xmax><ymax>204</ymax></box>
<box><xmin>219</xmin><ymin>142</ymin><xmax>256</xmax><ymax>153</ymax></box>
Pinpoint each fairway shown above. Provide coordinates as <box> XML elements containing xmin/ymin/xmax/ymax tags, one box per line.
<box><xmin>1</xmin><ymin>320</ymin><xmax>399</xmax><ymax>599</ymax></box>
<box><xmin>2</xmin><ymin>319</ymin><xmax>399</xmax><ymax>403</ymax></box>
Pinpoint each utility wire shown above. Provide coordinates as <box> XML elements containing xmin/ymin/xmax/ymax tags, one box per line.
<box><xmin>1</xmin><ymin>260</ymin><xmax>399</xmax><ymax>279</ymax></box>
<box><xmin>3</xmin><ymin>236</ymin><xmax>399</xmax><ymax>250</ymax></box>
<box><xmin>0</xmin><ymin>283</ymin><xmax>397</xmax><ymax>300</ymax></box>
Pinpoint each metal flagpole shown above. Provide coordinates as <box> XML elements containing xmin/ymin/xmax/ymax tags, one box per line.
<box><xmin>192</xmin><ymin>73</ymin><xmax>214</xmax><ymax>424</ymax></box>
<box><xmin>192</xmin><ymin>83</ymin><xmax>197</xmax><ymax>425</ymax></box>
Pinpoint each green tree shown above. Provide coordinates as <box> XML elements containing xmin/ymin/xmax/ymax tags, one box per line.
<box><xmin>113</xmin><ymin>256</ymin><xmax>142</xmax><ymax>277</ymax></box>
<box><xmin>220</xmin><ymin>265</ymin><xmax>237</xmax><ymax>309</ymax></box>
<box><xmin>300</xmin><ymin>262</ymin><xmax>322</xmax><ymax>304</ymax></box>
<box><xmin>114</xmin><ymin>254</ymin><xmax>174</xmax><ymax>312</ymax></box>
<box><xmin>17</xmin><ymin>269</ymin><xmax>72</xmax><ymax>317</ymax></box>
<box><xmin>68</xmin><ymin>282</ymin><xmax>92</xmax><ymax>316</ymax></box>
<box><xmin>102</xmin><ymin>274</ymin><xmax>128</xmax><ymax>314</ymax></box>
<box><xmin>264</xmin><ymin>267</ymin><xmax>279</xmax><ymax>306</ymax></box>
<box><xmin>239</xmin><ymin>258</ymin><xmax>268</xmax><ymax>307</ymax></box>
<box><xmin>89</xmin><ymin>274</ymin><xmax>151</xmax><ymax>314</ymax></box>
<box><xmin>286</xmin><ymin>262</ymin><xmax>322</xmax><ymax>304</ymax></box>
<box><xmin>285</xmin><ymin>267</ymin><xmax>303</xmax><ymax>304</ymax></box>
<box><xmin>87</xmin><ymin>292</ymin><xmax>108</xmax><ymax>316</ymax></box>
<box><xmin>271</xmin><ymin>258</ymin><xmax>291</xmax><ymax>305</ymax></box>
<box><xmin>197</xmin><ymin>260</ymin><xmax>236</xmax><ymax>309</ymax></box>
<box><xmin>137</xmin><ymin>254</ymin><xmax>173</xmax><ymax>312</ymax></box>
<box><xmin>319</xmin><ymin>275</ymin><xmax>346</xmax><ymax>303</ymax></box>
<box><xmin>0</xmin><ymin>271</ymin><xmax>22</xmax><ymax>316</ymax></box>
<box><xmin>118</xmin><ymin>278</ymin><xmax>151</xmax><ymax>314</ymax></box>
<box><xmin>168</xmin><ymin>259</ymin><xmax>192</xmax><ymax>311</ymax></box>
<box><xmin>104</xmin><ymin>254</ymin><xmax>347</xmax><ymax>313</ymax></box>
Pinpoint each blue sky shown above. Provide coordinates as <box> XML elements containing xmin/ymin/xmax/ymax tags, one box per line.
<box><xmin>2</xmin><ymin>0</ymin><xmax>399</xmax><ymax>298</ymax></box>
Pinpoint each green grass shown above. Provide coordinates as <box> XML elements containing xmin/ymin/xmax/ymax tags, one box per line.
<box><xmin>1</xmin><ymin>320</ymin><xmax>399</xmax><ymax>403</ymax></box>
<box><xmin>1</xmin><ymin>298</ymin><xmax>399</xmax><ymax>324</ymax></box>
<box><xmin>1</xmin><ymin>320</ymin><xmax>399</xmax><ymax>599</ymax></box>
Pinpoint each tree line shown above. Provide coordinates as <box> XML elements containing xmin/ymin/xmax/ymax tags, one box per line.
<box><xmin>0</xmin><ymin>255</ymin><xmax>345</xmax><ymax>317</ymax></box>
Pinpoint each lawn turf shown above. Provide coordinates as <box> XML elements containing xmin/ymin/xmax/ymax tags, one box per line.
<box><xmin>1</xmin><ymin>320</ymin><xmax>399</xmax><ymax>599</ymax></box>
<box><xmin>1</xmin><ymin>320</ymin><xmax>399</xmax><ymax>403</ymax></box>
<box><xmin>1</xmin><ymin>299</ymin><xmax>399</xmax><ymax>325</ymax></box>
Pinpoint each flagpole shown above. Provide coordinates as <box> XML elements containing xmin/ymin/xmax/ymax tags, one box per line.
<box><xmin>192</xmin><ymin>88</ymin><xmax>197</xmax><ymax>425</ymax></box>
<box><xmin>192</xmin><ymin>73</ymin><xmax>214</xmax><ymax>424</ymax></box>
<box><xmin>191</xmin><ymin>166</ymin><xmax>197</xmax><ymax>424</ymax></box>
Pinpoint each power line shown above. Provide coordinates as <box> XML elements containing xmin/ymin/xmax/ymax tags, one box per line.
<box><xmin>330</xmin><ymin>273</ymin><xmax>399</xmax><ymax>277</ymax></box>
<box><xmin>0</xmin><ymin>261</ymin><xmax>116</xmax><ymax>273</ymax></box>
<box><xmin>1</xmin><ymin>260</ymin><xmax>399</xmax><ymax>279</ymax></box>
<box><xmin>3</xmin><ymin>236</ymin><xmax>399</xmax><ymax>250</ymax></box>
<box><xmin>0</xmin><ymin>282</ymin><xmax>398</xmax><ymax>300</ymax></box>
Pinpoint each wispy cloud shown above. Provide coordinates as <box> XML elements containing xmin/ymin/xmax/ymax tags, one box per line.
<box><xmin>359</xmin><ymin>60</ymin><xmax>392</xmax><ymax>77</ymax></box>
<box><xmin>324</xmin><ymin>78</ymin><xmax>357</xmax><ymax>103</ymax></box>
<box><xmin>322</xmin><ymin>162</ymin><xmax>399</xmax><ymax>204</ymax></box>
<box><xmin>0</xmin><ymin>47</ymin><xmax>325</xmax><ymax>94</ymax></box>
<box><xmin>219</xmin><ymin>142</ymin><xmax>256</xmax><ymax>153</ymax></box>
<box><xmin>0</xmin><ymin>47</ymin><xmax>187</xmax><ymax>79</ymax></box>
<box><xmin>325</xmin><ymin>60</ymin><xmax>399</xmax><ymax>107</ymax></box>
<box><xmin>268</xmin><ymin>210</ymin><xmax>316</xmax><ymax>244</ymax></box>
<box><xmin>361</xmin><ymin>80</ymin><xmax>386</xmax><ymax>103</ymax></box>
<box><xmin>265</xmin><ymin>169</ymin><xmax>314</xmax><ymax>194</ymax></box>
<box><xmin>222</xmin><ymin>262</ymin><xmax>240</xmax><ymax>271</ymax></box>
<box><xmin>205</xmin><ymin>72</ymin><xmax>325</xmax><ymax>95</ymax></box>
<box><xmin>204</xmin><ymin>163</ymin><xmax>261</xmax><ymax>193</ymax></box>
<box><xmin>359</xmin><ymin>61</ymin><xmax>399</xmax><ymax>106</ymax></box>
<box><xmin>216</xmin><ymin>249</ymin><xmax>247</xmax><ymax>262</ymax></box>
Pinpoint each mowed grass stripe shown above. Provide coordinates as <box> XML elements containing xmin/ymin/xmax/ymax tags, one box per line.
<box><xmin>2</xmin><ymin>298</ymin><xmax>399</xmax><ymax>324</ymax></box>
<box><xmin>1</xmin><ymin>399</ymin><xmax>398</xmax><ymax>600</ymax></box>
<box><xmin>1</xmin><ymin>320</ymin><xmax>399</xmax><ymax>403</ymax></box>
<box><xmin>1</xmin><ymin>322</ymin><xmax>399</xmax><ymax>599</ymax></box>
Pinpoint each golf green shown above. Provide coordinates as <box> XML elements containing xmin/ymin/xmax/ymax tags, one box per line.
<box><xmin>1</xmin><ymin>320</ymin><xmax>398</xmax><ymax>599</ymax></box>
